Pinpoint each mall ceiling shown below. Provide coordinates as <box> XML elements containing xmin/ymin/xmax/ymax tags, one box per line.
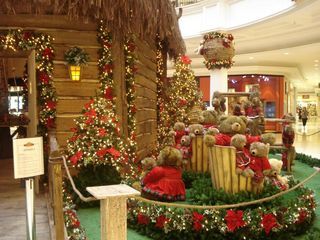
<box><xmin>182</xmin><ymin>0</ymin><xmax>320</xmax><ymax>93</ymax></box>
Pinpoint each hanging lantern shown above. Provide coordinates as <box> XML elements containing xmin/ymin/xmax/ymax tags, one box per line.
<box><xmin>64</xmin><ymin>46</ymin><xmax>89</xmax><ymax>82</ymax></box>
<box><xmin>69</xmin><ymin>65</ymin><xmax>81</xmax><ymax>81</ymax></box>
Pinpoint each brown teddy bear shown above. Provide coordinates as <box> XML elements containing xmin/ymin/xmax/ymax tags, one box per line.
<box><xmin>244</xmin><ymin>91</ymin><xmax>263</xmax><ymax>117</ymax></box>
<box><xmin>199</xmin><ymin>110</ymin><xmax>219</xmax><ymax>129</ymax></box>
<box><xmin>230</xmin><ymin>134</ymin><xmax>254</xmax><ymax>177</ymax></box>
<box><xmin>204</xmin><ymin>115</ymin><xmax>275</xmax><ymax>147</ymax></box>
<box><xmin>266</xmin><ymin>158</ymin><xmax>289</xmax><ymax>190</ymax></box>
<box><xmin>178</xmin><ymin>135</ymin><xmax>192</xmax><ymax>165</ymax></box>
<box><xmin>248</xmin><ymin>142</ymin><xmax>272</xmax><ymax>185</ymax></box>
<box><xmin>141</xmin><ymin>146</ymin><xmax>186</xmax><ymax>202</ymax></box>
<box><xmin>188</xmin><ymin>123</ymin><xmax>204</xmax><ymax>138</ymax></box>
<box><xmin>169</xmin><ymin>122</ymin><xmax>188</xmax><ymax>146</ymax></box>
<box><xmin>281</xmin><ymin>113</ymin><xmax>296</xmax><ymax>170</ymax></box>
<box><xmin>212</xmin><ymin>91</ymin><xmax>226</xmax><ymax>114</ymax></box>
<box><xmin>132</xmin><ymin>157</ymin><xmax>157</xmax><ymax>191</ymax></box>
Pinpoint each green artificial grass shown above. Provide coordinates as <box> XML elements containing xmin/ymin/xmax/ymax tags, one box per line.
<box><xmin>77</xmin><ymin>159</ymin><xmax>320</xmax><ymax>240</ymax></box>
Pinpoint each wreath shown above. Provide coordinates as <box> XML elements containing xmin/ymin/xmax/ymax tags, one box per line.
<box><xmin>64</xmin><ymin>46</ymin><xmax>89</xmax><ymax>66</ymax></box>
<box><xmin>198</xmin><ymin>32</ymin><xmax>235</xmax><ymax>70</ymax></box>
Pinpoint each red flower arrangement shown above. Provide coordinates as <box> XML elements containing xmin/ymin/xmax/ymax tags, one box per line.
<box><xmin>261</xmin><ymin>213</ymin><xmax>278</xmax><ymax>235</ymax></box>
<box><xmin>137</xmin><ymin>213</ymin><xmax>149</xmax><ymax>225</ymax></box>
<box><xmin>225</xmin><ymin>210</ymin><xmax>246</xmax><ymax>232</ymax></box>
<box><xmin>192</xmin><ymin>211</ymin><xmax>204</xmax><ymax>232</ymax></box>
<box><xmin>155</xmin><ymin>215</ymin><xmax>168</xmax><ymax>229</ymax></box>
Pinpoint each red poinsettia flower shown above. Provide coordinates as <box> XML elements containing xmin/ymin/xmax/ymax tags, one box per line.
<box><xmin>107</xmin><ymin>147</ymin><xmax>121</xmax><ymax>158</ymax></box>
<box><xmin>296</xmin><ymin>210</ymin><xmax>308</xmax><ymax>224</ymax></box>
<box><xmin>127</xmin><ymin>42</ymin><xmax>136</xmax><ymax>52</ymax></box>
<box><xmin>42</xmin><ymin>47</ymin><xmax>53</xmax><ymax>59</ymax></box>
<box><xmin>104</xmin><ymin>87</ymin><xmax>113</xmax><ymax>100</ymax></box>
<box><xmin>225</xmin><ymin>210</ymin><xmax>245</xmax><ymax>232</ymax></box>
<box><xmin>46</xmin><ymin>100</ymin><xmax>56</xmax><ymax>110</ymax></box>
<box><xmin>68</xmin><ymin>135</ymin><xmax>78</xmax><ymax>142</ymax></box>
<box><xmin>39</xmin><ymin>72</ymin><xmax>50</xmax><ymax>84</ymax></box>
<box><xmin>70</xmin><ymin>127</ymin><xmax>78</xmax><ymax>132</ymax></box>
<box><xmin>222</xmin><ymin>40</ymin><xmax>230</xmax><ymax>48</ymax></box>
<box><xmin>23</xmin><ymin>31</ymin><xmax>32</xmax><ymax>40</ymax></box>
<box><xmin>181</xmin><ymin>55</ymin><xmax>191</xmax><ymax>65</ymax></box>
<box><xmin>104</xmin><ymin>42</ymin><xmax>111</xmax><ymax>48</ymax></box>
<box><xmin>84</xmin><ymin>109</ymin><xmax>97</xmax><ymax>118</ymax></box>
<box><xmin>137</xmin><ymin>213</ymin><xmax>149</xmax><ymax>225</ymax></box>
<box><xmin>98</xmin><ymin>128</ymin><xmax>106</xmax><ymax>137</ymax></box>
<box><xmin>261</xmin><ymin>213</ymin><xmax>278</xmax><ymax>235</ymax></box>
<box><xmin>70</xmin><ymin>151</ymin><xmax>83</xmax><ymax>165</ymax></box>
<box><xmin>72</xmin><ymin>220</ymin><xmax>80</xmax><ymax>228</ymax></box>
<box><xmin>179</xmin><ymin>99</ymin><xmax>187</xmax><ymax>106</ymax></box>
<box><xmin>84</xmin><ymin>100</ymin><xmax>94</xmax><ymax>109</ymax></box>
<box><xmin>155</xmin><ymin>215</ymin><xmax>168</xmax><ymax>229</ymax></box>
<box><xmin>130</xmin><ymin>106</ymin><xmax>137</xmax><ymax>113</ymax></box>
<box><xmin>192</xmin><ymin>211</ymin><xmax>204</xmax><ymax>232</ymax></box>
<box><xmin>103</xmin><ymin>63</ymin><xmax>113</xmax><ymax>73</ymax></box>
<box><xmin>85</xmin><ymin>118</ymin><xmax>94</xmax><ymax>125</ymax></box>
<box><xmin>97</xmin><ymin>148</ymin><xmax>108</xmax><ymax>158</ymax></box>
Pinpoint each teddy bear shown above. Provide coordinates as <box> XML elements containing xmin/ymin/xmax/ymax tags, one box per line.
<box><xmin>141</xmin><ymin>146</ymin><xmax>186</xmax><ymax>202</ymax></box>
<box><xmin>178</xmin><ymin>135</ymin><xmax>192</xmax><ymax>166</ymax></box>
<box><xmin>188</xmin><ymin>123</ymin><xmax>204</xmax><ymax>138</ymax></box>
<box><xmin>281</xmin><ymin>113</ymin><xmax>296</xmax><ymax>170</ymax></box>
<box><xmin>266</xmin><ymin>158</ymin><xmax>289</xmax><ymax>190</ymax></box>
<box><xmin>232</xmin><ymin>103</ymin><xmax>243</xmax><ymax>116</ymax></box>
<box><xmin>169</xmin><ymin>122</ymin><xmax>188</xmax><ymax>146</ymax></box>
<box><xmin>132</xmin><ymin>157</ymin><xmax>157</xmax><ymax>191</ymax></box>
<box><xmin>248</xmin><ymin>142</ymin><xmax>272</xmax><ymax>185</ymax></box>
<box><xmin>244</xmin><ymin>90</ymin><xmax>263</xmax><ymax>117</ymax></box>
<box><xmin>204</xmin><ymin>115</ymin><xmax>275</xmax><ymax>147</ymax></box>
<box><xmin>199</xmin><ymin>110</ymin><xmax>219</xmax><ymax>129</ymax></box>
<box><xmin>230</xmin><ymin>134</ymin><xmax>254</xmax><ymax>177</ymax></box>
<box><xmin>212</xmin><ymin>91</ymin><xmax>226</xmax><ymax>114</ymax></box>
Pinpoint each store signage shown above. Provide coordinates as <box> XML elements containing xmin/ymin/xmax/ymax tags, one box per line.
<box><xmin>302</xmin><ymin>95</ymin><xmax>309</xmax><ymax>99</ymax></box>
<box><xmin>13</xmin><ymin>137</ymin><xmax>44</xmax><ymax>179</ymax></box>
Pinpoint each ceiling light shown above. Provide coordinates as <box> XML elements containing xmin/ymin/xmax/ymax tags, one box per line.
<box><xmin>249</xmin><ymin>57</ymin><xmax>254</xmax><ymax>60</ymax></box>
<box><xmin>314</xmin><ymin>64</ymin><xmax>319</xmax><ymax>67</ymax></box>
<box><xmin>314</xmin><ymin>59</ymin><xmax>319</xmax><ymax>63</ymax></box>
<box><xmin>284</xmin><ymin>52</ymin><xmax>289</xmax><ymax>55</ymax></box>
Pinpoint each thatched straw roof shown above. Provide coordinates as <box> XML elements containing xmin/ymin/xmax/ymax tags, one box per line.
<box><xmin>0</xmin><ymin>0</ymin><xmax>185</xmax><ymax>58</ymax></box>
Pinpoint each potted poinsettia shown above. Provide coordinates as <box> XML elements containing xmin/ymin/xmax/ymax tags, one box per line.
<box><xmin>64</xmin><ymin>46</ymin><xmax>89</xmax><ymax>81</ymax></box>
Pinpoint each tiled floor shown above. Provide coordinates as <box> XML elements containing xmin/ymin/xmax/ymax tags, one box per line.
<box><xmin>0</xmin><ymin>159</ymin><xmax>51</xmax><ymax>240</ymax></box>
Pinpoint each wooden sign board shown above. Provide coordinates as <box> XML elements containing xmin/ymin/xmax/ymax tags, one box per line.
<box><xmin>13</xmin><ymin>137</ymin><xmax>44</xmax><ymax>179</ymax></box>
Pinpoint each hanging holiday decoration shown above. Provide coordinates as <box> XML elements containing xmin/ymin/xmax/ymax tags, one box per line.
<box><xmin>64</xmin><ymin>46</ymin><xmax>89</xmax><ymax>81</ymax></box>
<box><xmin>198</xmin><ymin>31</ymin><xmax>235</xmax><ymax>70</ymax></box>
<box><xmin>0</xmin><ymin>29</ymin><xmax>56</xmax><ymax>132</ymax></box>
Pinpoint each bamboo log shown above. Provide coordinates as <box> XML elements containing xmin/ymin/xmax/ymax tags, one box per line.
<box><xmin>202</xmin><ymin>142</ymin><xmax>208</xmax><ymax>172</ymax></box>
<box><xmin>196</xmin><ymin>136</ymin><xmax>203</xmax><ymax>172</ymax></box>
<box><xmin>208</xmin><ymin>145</ymin><xmax>255</xmax><ymax>193</ymax></box>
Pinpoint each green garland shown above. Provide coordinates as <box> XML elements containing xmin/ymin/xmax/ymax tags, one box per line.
<box><xmin>128</xmin><ymin>176</ymin><xmax>316</xmax><ymax>240</ymax></box>
<box><xmin>0</xmin><ymin>29</ymin><xmax>56</xmax><ymax>152</ymax></box>
<box><xmin>124</xmin><ymin>36</ymin><xmax>137</xmax><ymax>162</ymax></box>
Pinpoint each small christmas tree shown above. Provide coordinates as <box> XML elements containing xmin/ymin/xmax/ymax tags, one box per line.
<box><xmin>67</xmin><ymin>97</ymin><xmax>137</xmax><ymax>182</ymax></box>
<box><xmin>158</xmin><ymin>55</ymin><xmax>203</xmax><ymax>145</ymax></box>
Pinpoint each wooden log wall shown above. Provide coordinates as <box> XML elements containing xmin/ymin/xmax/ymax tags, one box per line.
<box><xmin>135</xmin><ymin>38</ymin><xmax>158</xmax><ymax>159</ymax></box>
<box><xmin>0</xmin><ymin>15</ymin><xmax>100</xmax><ymax>147</ymax></box>
<box><xmin>1</xmin><ymin>15</ymin><xmax>159</xmax><ymax>159</ymax></box>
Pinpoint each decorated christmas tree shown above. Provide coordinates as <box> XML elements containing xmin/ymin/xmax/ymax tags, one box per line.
<box><xmin>157</xmin><ymin>55</ymin><xmax>203</xmax><ymax>145</ymax></box>
<box><xmin>66</xmin><ymin>97</ymin><xmax>137</xmax><ymax>182</ymax></box>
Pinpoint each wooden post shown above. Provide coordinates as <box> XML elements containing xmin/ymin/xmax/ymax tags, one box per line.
<box><xmin>87</xmin><ymin>184</ymin><xmax>140</xmax><ymax>240</ymax></box>
<box><xmin>48</xmin><ymin>156</ymin><xmax>64</xmax><ymax>240</ymax></box>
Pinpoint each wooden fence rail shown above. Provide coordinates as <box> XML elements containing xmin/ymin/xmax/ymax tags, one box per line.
<box><xmin>48</xmin><ymin>156</ymin><xmax>65</xmax><ymax>240</ymax></box>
